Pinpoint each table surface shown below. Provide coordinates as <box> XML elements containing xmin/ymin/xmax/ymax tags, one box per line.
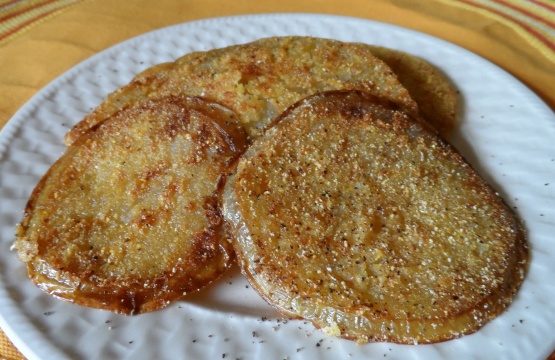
<box><xmin>0</xmin><ymin>0</ymin><xmax>554</xmax><ymax>359</ymax></box>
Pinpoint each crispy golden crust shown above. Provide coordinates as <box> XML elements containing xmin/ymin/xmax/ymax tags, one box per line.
<box><xmin>64</xmin><ymin>36</ymin><xmax>419</xmax><ymax>145</ymax></box>
<box><xmin>15</xmin><ymin>96</ymin><xmax>247</xmax><ymax>315</ymax></box>
<box><xmin>223</xmin><ymin>90</ymin><xmax>528</xmax><ymax>344</ymax></box>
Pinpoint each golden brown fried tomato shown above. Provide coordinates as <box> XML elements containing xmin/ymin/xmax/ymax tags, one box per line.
<box><xmin>223</xmin><ymin>90</ymin><xmax>528</xmax><ymax>344</ymax></box>
<box><xmin>64</xmin><ymin>36</ymin><xmax>420</xmax><ymax>145</ymax></box>
<box><xmin>15</xmin><ymin>96</ymin><xmax>247</xmax><ymax>315</ymax></box>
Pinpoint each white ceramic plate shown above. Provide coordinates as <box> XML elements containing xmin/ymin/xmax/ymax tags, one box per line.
<box><xmin>1</xmin><ymin>13</ymin><xmax>554</xmax><ymax>360</ymax></box>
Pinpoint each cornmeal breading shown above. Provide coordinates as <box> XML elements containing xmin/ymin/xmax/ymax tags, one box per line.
<box><xmin>65</xmin><ymin>37</ymin><xmax>421</xmax><ymax>144</ymax></box>
<box><xmin>223</xmin><ymin>90</ymin><xmax>528</xmax><ymax>344</ymax></box>
<box><xmin>15</xmin><ymin>96</ymin><xmax>247</xmax><ymax>315</ymax></box>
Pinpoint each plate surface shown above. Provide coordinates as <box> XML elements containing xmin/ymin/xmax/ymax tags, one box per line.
<box><xmin>1</xmin><ymin>13</ymin><xmax>555</xmax><ymax>360</ymax></box>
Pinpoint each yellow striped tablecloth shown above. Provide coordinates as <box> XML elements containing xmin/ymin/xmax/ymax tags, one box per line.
<box><xmin>0</xmin><ymin>0</ymin><xmax>86</xmax><ymax>45</ymax></box>
<box><xmin>0</xmin><ymin>1</ymin><xmax>554</xmax><ymax>359</ymax></box>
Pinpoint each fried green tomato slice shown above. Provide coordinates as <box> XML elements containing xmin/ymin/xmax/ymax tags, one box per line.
<box><xmin>223</xmin><ymin>90</ymin><xmax>528</xmax><ymax>344</ymax></box>
<box><xmin>64</xmin><ymin>36</ymin><xmax>420</xmax><ymax>145</ymax></box>
<box><xmin>15</xmin><ymin>96</ymin><xmax>247</xmax><ymax>315</ymax></box>
<box><xmin>367</xmin><ymin>45</ymin><xmax>459</xmax><ymax>138</ymax></box>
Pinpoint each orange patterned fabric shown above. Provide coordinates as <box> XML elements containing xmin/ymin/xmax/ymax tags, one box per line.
<box><xmin>0</xmin><ymin>330</ymin><xmax>24</xmax><ymax>360</ymax></box>
<box><xmin>450</xmin><ymin>0</ymin><xmax>555</xmax><ymax>61</ymax></box>
<box><xmin>0</xmin><ymin>0</ymin><xmax>86</xmax><ymax>45</ymax></box>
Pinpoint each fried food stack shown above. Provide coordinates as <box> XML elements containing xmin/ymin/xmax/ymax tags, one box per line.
<box><xmin>14</xmin><ymin>37</ymin><xmax>527</xmax><ymax>344</ymax></box>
